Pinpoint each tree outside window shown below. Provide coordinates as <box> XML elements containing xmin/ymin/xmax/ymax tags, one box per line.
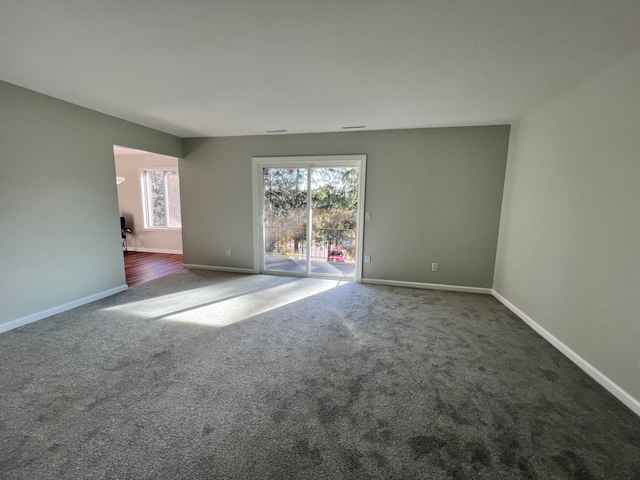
<box><xmin>141</xmin><ymin>169</ymin><xmax>181</xmax><ymax>229</ymax></box>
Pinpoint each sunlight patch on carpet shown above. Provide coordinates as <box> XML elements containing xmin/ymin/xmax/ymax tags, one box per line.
<box><xmin>102</xmin><ymin>276</ymin><xmax>257</xmax><ymax>318</ymax></box>
<box><xmin>161</xmin><ymin>278</ymin><xmax>346</xmax><ymax>326</ymax></box>
<box><xmin>103</xmin><ymin>276</ymin><xmax>347</xmax><ymax>327</ymax></box>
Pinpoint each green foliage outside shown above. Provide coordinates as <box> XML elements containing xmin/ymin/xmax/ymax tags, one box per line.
<box><xmin>263</xmin><ymin>167</ymin><xmax>359</xmax><ymax>259</ymax></box>
<box><xmin>146</xmin><ymin>170</ymin><xmax>181</xmax><ymax>228</ymax></box>
<box><xmin>149</xmin><ymin>171</ymin><xmax>167</xmax><ymax>227</ymax></box>
<box><xmin>311</xmin><ymin>168</ymin><xmax>359</xmax><ymax>258</ymax></box>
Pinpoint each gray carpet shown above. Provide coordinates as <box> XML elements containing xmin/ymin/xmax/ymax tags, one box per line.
<box><xmin>1</xmin><ymin>270</ymin><xmax>639</xmax><ymax>479</ymax></box>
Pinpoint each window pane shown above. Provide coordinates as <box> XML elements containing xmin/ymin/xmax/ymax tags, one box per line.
<box><xmin>166</xmin><ymin>171</ymin><xmax>182</xmax><ymax>228</ymax></box>
<box><xmin>142</xmin><ymin>170</ymin><xmax>181</xmax><ymax>229</ymax></box>
<box><xmin>263</xmin><ymin>167</ymin><xmax>308</xmax><ymax>273</ymax></box>
<box><xmin>149</xmin><ymin>171</ymin><xmax>167</xmax><ymax>227</ymax></box>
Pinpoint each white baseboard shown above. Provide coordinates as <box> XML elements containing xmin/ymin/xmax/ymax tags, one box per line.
<box><xmin>0</xmin><ymin>285</ymin><xmax>128</xmax><ymax>335</ymax></box>
<box><xmin>127</xmin><ymin>247</ymin><xmax>183</xmax><ymax>254</ymax></box>
<box><xmin>183</xmin><ymin>264</ymin><xmax>257</xmax><ymax>274</ymax></box>
<box><xmin>361</xmin><ymin>278</ymin><xmax>492</xmax><ymax>295</ymax></box>
<box><xmin>492</xmin><ymin>290</ymin><xmax>640</xmax><ymax>418</ymax></box>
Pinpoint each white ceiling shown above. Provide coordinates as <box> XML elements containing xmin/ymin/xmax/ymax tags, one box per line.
<box><xmin>113</xmin><ymin>145</ymin><xmax>151</xmax><ymax>156</ymax></box>
<box><xmin>2</xmin><ymin>1</ymin><xmax>639</xmax><ymax>138</ymax></box>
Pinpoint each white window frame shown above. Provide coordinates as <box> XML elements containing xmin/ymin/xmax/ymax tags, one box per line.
<box><xmin>139</xmin><ymin>168</ymin><xmax>182</xmax><ymax>230</ymax></box>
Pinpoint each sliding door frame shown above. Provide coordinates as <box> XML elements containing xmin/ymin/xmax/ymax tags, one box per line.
<box><xmin>252</xmin><ymin>155</ymin><xmax>367</xmax><ymax>282</ymax></box>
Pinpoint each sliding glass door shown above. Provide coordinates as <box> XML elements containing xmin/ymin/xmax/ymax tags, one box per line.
<box><xmin>262</xmin><ymin>167</ymin><xmax>309</xmax><ymax>274</ymax></box>
<box><xmin>309</xmin><ymin>167</ymin><xmax>358</xmax><ymax>277</ymax></box>
<box><xmin>254</xmin><ymin>156</ymin><xmax>366</xmax><ymax>281</ymax></box>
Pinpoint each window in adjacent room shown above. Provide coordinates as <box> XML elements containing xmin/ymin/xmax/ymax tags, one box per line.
<box><xmin>140</xmin><ymin>169</ymin><xmax>182</xmax><ymax>229</ymax></box>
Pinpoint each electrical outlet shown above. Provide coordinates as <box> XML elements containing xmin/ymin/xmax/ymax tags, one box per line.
<box><xmin>432</xmin><ymin>263</ymin><xmax>439</xmax><ymax>272</ymax></box>
<box><xmin>225</xmin><ymin>250</ymin><xmax>232</xmax><ymax>257</ymax></box>
<box><xmin>365</xmin><ymin>211</ymin><xmax>372</xmax><ymax>221</ymax></box>
<box><xmin>364</xmin><ymin>255</ymin><xmax>371</xmax><ymax>263</ymax></box>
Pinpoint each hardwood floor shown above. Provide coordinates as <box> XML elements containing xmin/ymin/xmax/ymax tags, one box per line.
<box><xmin>123</xmin><ymin>252</ymin><xmax>184</xmax><ymax>287</ymax></box>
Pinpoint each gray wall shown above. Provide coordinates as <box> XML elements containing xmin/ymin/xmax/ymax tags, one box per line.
<box><xmin>0</xmin><ymin>81</ymin><xmax>182</xmax><ymax>327</ymax></box>
<box><xmin>494</xmin><ymin>50</ymin><xmax>640</xmax><ymax>402</ymax></box>
<box><xmin>182</xmin><ymin>126</ymin><xmax>510</xmax><ymax>287</ymax></box>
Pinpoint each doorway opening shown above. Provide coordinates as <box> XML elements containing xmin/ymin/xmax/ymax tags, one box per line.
<box><xmin>252</xmin><ymin>155</ymin><xmax>366</xmax><ymax>281</ymax></box>
<box><xmin>113</xmin><ymin>145</ymin><xmax>184</xmax><ymax>286</ymax></box>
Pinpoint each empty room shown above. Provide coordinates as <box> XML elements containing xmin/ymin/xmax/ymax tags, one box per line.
<box><xmin>1</xmin><ymin>1</ymin><xmax>639</xmax><ymax>479</ymax></box>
